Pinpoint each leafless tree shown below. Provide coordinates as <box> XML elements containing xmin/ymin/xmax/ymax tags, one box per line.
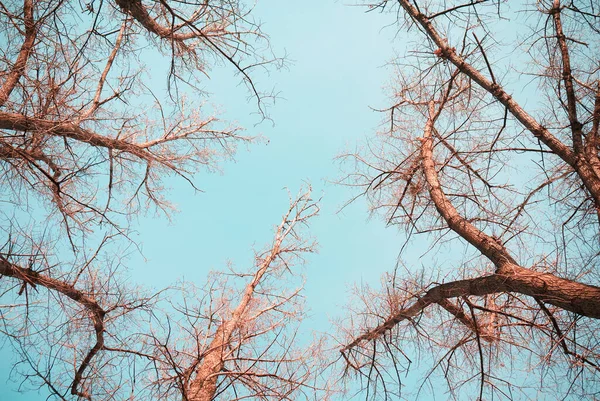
<box><xmin>0</xmin><ymin>0</ymin><xmax>280</xmax><ymax>236</ymax></box>
<box><xmin>0</xmin><ymin>0</ymin><xmax>328</xmax><ymax>400</ymax></box>
<box><xmin>1</xmin><ymin>188</ymin><xmax>328</xmax><ymax>400</ymax></box>
<box><xmin>142</xmin><ymin>190</ymin><xmax>328</xmax><ymax>401</ymax></box>
<box><xmin>340</xmin><ymin>0</ymin><xmax>600</xmax><ymax>399</ymax></box>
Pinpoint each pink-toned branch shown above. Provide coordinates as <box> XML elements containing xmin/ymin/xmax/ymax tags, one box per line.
<box><xmin>185</xmin><ymin>190</ymin><xmax>319</xmax><ymax>401</ymax></box>
<box><xmin>0</xmin><ymin>0</ymin><xmax>36</xmax><ymax>107</ymax></box>
<box><xmin>341</xmin><ymin>265</ymin><xmax>600</xmax><ymax>351</ymax></box>
<box><xmin>0</xmin><ymin>255</ymin><xmax>105</xmax><ymax>400</ymax></box>
<box><xmin>420</xmin><ymin>100</ymin><xmax>516</xmax><ymax>268</ymax></box>
<box><xmin>396</xmin><ymin>0</ymin><xmax>600</xmax><ymax>211</ymax></box>
<box><xmin>551</xmin><ymin>0</ymin><xmax>583</xmax><ymax>153</ymax></box>
<box><xmin>0</xmin><ymin>111</ymin><xmax>170</xmax><ymax>167</ymax></box>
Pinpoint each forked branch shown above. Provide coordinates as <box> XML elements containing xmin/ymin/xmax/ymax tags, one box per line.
<box><xmin>342</xmin><ymin>265</ymin><xmax>600</xmax><ymax>352</ymax></box>
<box><xmin>395</xmin><ymin>0</ymin><xmax>600</xmax><ymax>210</ymax></box>
<box><xmin>0</xmin><ymin>0</ymin><xmax>36</xmax><ymax>107</ymax></box>
<box><xmin>0</xmin><ymin>255</ymin><xmax>106</xmax><ymax>400</ymax></box>
<box><xmin>185</xmin><ymin>189</ymin><xmax>319</xmax><ymax>401</ymax></box>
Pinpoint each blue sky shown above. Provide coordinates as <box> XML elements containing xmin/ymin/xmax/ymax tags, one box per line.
<box><xmin>0</xmin><ymin>1</ymin><xmax>420</xmax><ymax>399</ymax></box>
<box><xmin>3</xmin><ymin>0</ymin><xmax>593</xmax><ymax>398</ymax></box>
<box><xmin>131</xmin><ymin>0</ymin><xmax>405</xmax><ymax>309</ymax></box>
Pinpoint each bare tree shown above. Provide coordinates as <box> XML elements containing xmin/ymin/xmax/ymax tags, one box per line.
<box><xmin>0</xmin><ymin>0</ymin><xmax>328</xmax><ymax>400</ymax></box>
<box><xmin>0</xmin><ymin>0</ymin><xmax>279</xmax><ymax>234</ymax></box>
<box><xmin>340</xmin><ymin>0</ymin><xmax>600</xmax><ymax>399</ymax></box>
<box><xmin>1</xmin><ymin>188</ymin><xmax>328</xmax><ymax>400</ymax></box>
<box><xmin>143</xmin><ymin>190</ymin><xmax>328</xmax><ymax>401</ymax></box>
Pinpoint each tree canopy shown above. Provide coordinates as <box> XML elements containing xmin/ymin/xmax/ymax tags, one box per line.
<box><xmin>340</xmin><ymin>0</ymin><xmax>600</xmax><ymax>399</ymax></box>
<box><xmin>0</xmin><ymin>0</ymin><xmax>599</xmax><ymax>400</ymax></box>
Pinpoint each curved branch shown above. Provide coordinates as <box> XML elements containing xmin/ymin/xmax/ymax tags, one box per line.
<box><xmin>420</xmin><ymin>100</ymin><xmax>516</xmax><ymax>268</ymax></box>
<box><xmin>0</xmin><ymin>0</ymin><xmax>37</xmax><ymax>107</ymax></box>
<box><xmin>342</xmin><ymin>265</ymin><xmax>600</xmax><ymax>351</ymax></box>
<box><xmin>113</xmin><ymin>0</ymin><xmax>270</xmax><ymax>114</ymax></box>
<box><xmin>114</xmin><ymin>0</ymin><xmax>199</xmax><ymax>41</ymax></box>
<box><xmin>0</xmin><ymin>255</ymin><xmax>106</xmax><ymax>399</ymax></box>
<box><xmin>341</xmin><ymin>275</ymin><xmax>507</xmax><ymax>352</ymax></box>
<box><xmin>343</xmin><ymin>98</ymin><xmax>600</xmax><ymax>352</ymax></box>
<box><xmin>551</xmin><ymin>0</ymin><xmax>583</xmax><ymax>153</ymax></box>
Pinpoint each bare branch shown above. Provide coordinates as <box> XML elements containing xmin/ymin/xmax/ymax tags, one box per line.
<box><xmin>0</xmin><ymin>0</ymin><xmax>36</xmax><ymax>107</ymax></box>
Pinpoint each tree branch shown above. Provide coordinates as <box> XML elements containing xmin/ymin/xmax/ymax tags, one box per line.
<box><xmin>0</xmin><ymin>111</ymin><xmax>170</xmax><ymax>167</ymax></box>
<box><xmin>0</xmin><ymin>255</ymin><xmax>106</xmax><ymax>400</ymax></box>
<box><xmin>342</xmin><ymin>267</ymin><xmax>600</xmax><ymax>351</ymax></box>
<box><xmin>437</xmin><ymin>298</ymin><xmax>493</xmax><ymax>342</ymax></box>
<box><xmin>420</xmin><ymin>100</ymin><xmax>516</xmax><ymax>268</ymax></box>
<box><xmin>551</xmin><ymin>0</ymin><xmax>584</xmax><ymax>153</ymax></box>
<box><xmin>114</xmin><ymin>0</ymin><xmax>201</xmax><ymax>41</ymax></box>
<box><xmin>85</xmin><ymin>19</ymin><xmax>128</xmax><ymax>117</ymax></box>
<box><xmin>395</xmin><ymin>0</ymin><xmax>600</xmax><ymax>210</ymax></box>
<box><xmin>0</xmin><ymin>0</ymin><xmax>36</xmax><ymax>107</ymax></box>
<box><xmin>186</xmin><ymin>189</ymin><xmax>319</xmax><ymax>401</ymax></box>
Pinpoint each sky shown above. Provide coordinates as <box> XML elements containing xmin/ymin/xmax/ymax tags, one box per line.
<box><xmin>0</xmin><ymin>1</ymin><xmax>419</xmax><ymax>399</ymax></box>
<box><xmin>128</xmin><ymin>0</ymin><xmax>408</xmax><ymax>324</ymax></box>
<box><xmin>2</xmin><ymin>0</ymin><xmax>593</xmax><ymax>399</ymax></box>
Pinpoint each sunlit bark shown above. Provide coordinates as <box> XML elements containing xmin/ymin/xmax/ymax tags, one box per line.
<box><xmin>341</xmin><ymin>0</ymin><xmax>600</xmax><ymax>398</ymax></box>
